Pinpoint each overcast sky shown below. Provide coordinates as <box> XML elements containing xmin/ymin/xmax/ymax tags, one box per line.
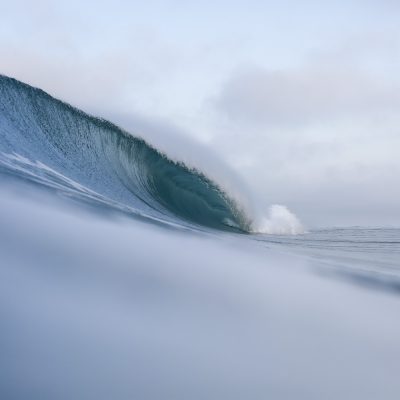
<box><xmin>1</xmin><ymin>0</ymin><xmax>400</xmax><ymax>227</ymax></box>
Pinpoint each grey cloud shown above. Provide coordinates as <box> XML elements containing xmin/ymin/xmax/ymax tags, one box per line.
<box><xmin>207</xmin><ymin>57</ymin><xmax>400</xmax><ymax>227</ymax></box>
<box><xmin>215</xmin><ymin>65</ymin><xmax>400</xmax><ymax>126</ymax></box>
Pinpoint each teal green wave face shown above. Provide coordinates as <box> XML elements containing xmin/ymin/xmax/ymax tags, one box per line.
<box><xmin>137</xmin><ymin>144</ymin><xmax>249</xmax><ymax>232</ymax></box>
<box><xmin>100</xmin><ymin>130</ymin><xmax>250</xmax><ymax>232</ymax></box>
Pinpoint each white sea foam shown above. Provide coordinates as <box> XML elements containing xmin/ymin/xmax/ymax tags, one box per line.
<box><xmin>252</xmin><ymin>204</ymin><xmax>305</xmax><ymax>234</ymax></box>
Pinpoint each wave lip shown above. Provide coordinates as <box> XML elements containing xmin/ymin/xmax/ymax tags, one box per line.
<box><xmin>0</xmin><ymin>75</ymin><xmax>252</xmax><ymax>232</ymax></box>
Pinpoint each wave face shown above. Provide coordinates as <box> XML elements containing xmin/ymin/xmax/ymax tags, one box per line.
<box><xmin>0</xmin><ymin>75</ymin><xmax>251</xmax><ymax>232</ymax></box>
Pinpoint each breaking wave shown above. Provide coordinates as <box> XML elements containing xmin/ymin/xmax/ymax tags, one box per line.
<box><xmin>0</xmin><ymin>75</ymin><xmax>303</xmax><ymax>234</ymax></box>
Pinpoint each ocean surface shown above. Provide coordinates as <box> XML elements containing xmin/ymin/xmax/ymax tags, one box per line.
<box><xmin>1</xmin><ymin>75</ymin><xmax>399</xmax><ymax>399</ymax></box>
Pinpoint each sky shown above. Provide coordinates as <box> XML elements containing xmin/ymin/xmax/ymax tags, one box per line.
<box><xmin>1</xmin><ymin>0</ymin><xmax>400</xmax><ymax>227</ymax></box>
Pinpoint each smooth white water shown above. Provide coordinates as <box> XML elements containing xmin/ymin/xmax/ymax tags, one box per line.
<box><xmin>0</xmin><ymin>180</ymin><xmax>400</xmax><ymax>400</ymax></box>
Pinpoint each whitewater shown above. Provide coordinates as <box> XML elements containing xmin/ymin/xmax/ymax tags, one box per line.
<box><xmin>0</xmin><ymin>75</ymin><xmax>399</xmax><ymax>399</ymax></box>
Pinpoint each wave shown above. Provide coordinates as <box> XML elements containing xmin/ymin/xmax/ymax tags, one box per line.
<box><xmin>0</xmin><ymin>75</ymin><xmax>303</xmax><ymax>234</ymax></box>
<box><xmin>0</xmin><ymin>75</ymin><xmax>254</xmax><ymax>231</ymax></box>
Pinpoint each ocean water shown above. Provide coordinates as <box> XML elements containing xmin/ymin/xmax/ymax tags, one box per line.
<box><xmin>1</xmin><ymin>75</ymin><xmax>399</xmax><ymax>399</ymax></box>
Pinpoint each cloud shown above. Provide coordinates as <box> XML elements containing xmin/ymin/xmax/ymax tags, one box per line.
<box><xmin>215</xmin><ymin>65</ymin><xmax>400</xmax><ymax>127</ymax></box>
<box><xmin>206</xmin><ymin>51</ymin><xmax>400</xmax><ymax>226</ymax></box>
